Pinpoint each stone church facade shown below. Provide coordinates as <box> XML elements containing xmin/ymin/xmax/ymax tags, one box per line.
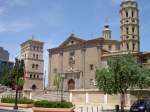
<box><xmin>48</xmin><ymin>0</ymin><xmax>150</xmax><ymax>91</ymax></box>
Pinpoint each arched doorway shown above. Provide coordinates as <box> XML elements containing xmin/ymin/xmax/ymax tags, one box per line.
<box><xmin>68</xmin><ymin>79</ymin><xmax>75</xmax><ymax>90</ymax></box>
<box><xmin>32</xmin><ymin>84</ymin><xmax>37</xmax><ymax>90</ymax></box>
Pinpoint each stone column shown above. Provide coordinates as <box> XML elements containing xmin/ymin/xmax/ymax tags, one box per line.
<box><xmin>29</xmin><ymin>91</ymin><xmax>32</xmax><ymax>99</ymax></box>
<box><xmin>104</xmin><ymin>94</ymin><xmax>108</xmax><ymax>105</ymax></box>
<box><xmin>86</xmin><ymin>92</ymin><xmax>89</xmax><ymax>104</ymax></box>
<box><xmin>70</xmin><ymin>92</ymin><xmax>73</xmax><ymax>102</ymax></box>
<box><xmin>126</xmin><ymin>94</ymin><xmax>131</xmax><ymax>106</ymax></box>
<box><xmin>81</xmin><ymin>48</ymin><xmax>86</xmax><ymax>89</ymax></box>
<box><xmin>48</xmin><ymin>51</ymin><xmax>52</xmax><ymax>89</ymax></box>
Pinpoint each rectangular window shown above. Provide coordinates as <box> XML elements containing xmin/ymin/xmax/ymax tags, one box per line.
<box><xmin>70</xmin><ymin>51</ymin><xmax>75</xmax><ymax>56</ymax></box>
<box><xmin>90</xmin><ymin>79</ymin><xmax>93</xmax><ymax>85</ymax></box>
<box><xmin>127</xmin><ymin>44</ymin><xmax>129</xmax><ymax>50</ymax></box>
<box><xmin>133</xmin><ymin>43</ymin><xmax>135</xmax><ymax>51</ymax></box>
<box><xmin>126</xmin><ymin>11</ymin><xmax>128</xmax><ymax>17</ymax></box>
<box><xmin>126</xmin><ymin>27</ymin><xmax>129</xmax><ymax>34</ymax></box>
<box><xmin>53</xmin><ymin>68</ymin><xmax>57</xmax><ymax>73</ymax></box>
<box><xmin>109</xmin><ymin>45</ymin><xmax>112</xmax><ymax>51</ymax></box>
<box><xmin>90</xmin><ymin>64</ymin><xmax>94</xmax><ymax>70</ymax></box>
<box><xmin>132</xmin><ymin>11</ymin><xmax>134</xmax><ymax>17</ymax></box>
<box><xmin>132</xmin><ymin>27</ymin><xmax>135</xmax><ymax>33</ymax></box>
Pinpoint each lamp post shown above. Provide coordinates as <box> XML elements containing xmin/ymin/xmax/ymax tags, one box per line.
<box><xmin>14</xmin><ymin>77</ymin><xmax>19</xmax><ymax>110</ymax></box>
<box><xmin>13</xmin><ymin>58</ymin><xmax>19</xmax><ymax>110</ymax></box>
<box><xmin>61</xmin><ymin>74</ymin><xmax>65</xmax><ymax>102</ymax></box>
<box><xmin>13</xmin><ymin>57</ymin><xmax>24</xmax><ymax>110</ymax></box>
<box><xmin>43</xmin><ymin>70</ymin><xmax>46</xmax><ymax>91</ymax></box>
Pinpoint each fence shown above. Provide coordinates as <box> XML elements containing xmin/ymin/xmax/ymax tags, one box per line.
<box><xmin>2</xmin><ymin>91</ymin><xmax>23</xmax><ymax>99</ymax></box>
<box><xmin>75</xmin><ymin>105</ymin><xmax>115</xmax><ymax>112</ymax></box>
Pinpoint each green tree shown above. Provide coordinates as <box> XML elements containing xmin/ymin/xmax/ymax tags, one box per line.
<box><xmin>12</xmin><ymin>59</ymin><xmax>25</xmax><ymax>90</ymax></box>
<box><xmin>0</xmin><ymin>64</ymin><xmax>12</xmax><ymax>87</ymax></box>
<box><xmin>12</xmin><ymin>58</ymin><xmax>25</xmax><ymax>109</ymax></box>
<box><xmin>53</xmin><ymin>73</ymin><xmax>62</xmax><ymax>100</ymax></box>
<box><xmin>96</xmin><ymin>54</ymin><xmax>150</xmax><ymax>111</ymax></box>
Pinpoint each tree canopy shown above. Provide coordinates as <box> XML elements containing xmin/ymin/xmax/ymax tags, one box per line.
<box><xmin>53</xmin><ymin>73</ymin><xmax>62</xmax><ymax>90</ymax></box>
<box><xmin>96</xmin><ymin>54</ymin><xmax>150</xmax><ymax>110</ymax></box>
<box><xmin>12</xmin><ymin>58</ymin><xmax>25</xmax><ymax>90</ymax></box>
<box><xmin>0</xmin><ymin>59</ymin><xmax>25</xmax><ymax>90</ymax></box>
<box><xmin>0</xmin><ymin>64</ymin><xmax>12</xmax><ymax>87</ymax></box>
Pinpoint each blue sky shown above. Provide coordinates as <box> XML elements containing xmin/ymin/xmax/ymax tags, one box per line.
<box><xmin>0</xmin><ymin>0</ymin><xmax>150</xmax><ymax>84</ymax></box>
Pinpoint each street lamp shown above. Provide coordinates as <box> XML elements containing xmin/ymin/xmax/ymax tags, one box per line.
<box><xmin>13</xmin><ymin>57</ymin><xmax>24</xmax><ymax>110</ymax></box>
<box><xmin>61</xmin><ymin>74</ymin><xmax>65</xmax><ymax>102</ymax></box>
<box><xmin>13</xmin><ymin>58</ymin><xmax>19</xmax><ymax>110</ymax></box>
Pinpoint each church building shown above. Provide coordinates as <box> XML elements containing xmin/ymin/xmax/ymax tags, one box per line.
<box><xmin>48</xmin><ymin>0</ymin><xmax>150</xmax><ymax>91</ymax></box>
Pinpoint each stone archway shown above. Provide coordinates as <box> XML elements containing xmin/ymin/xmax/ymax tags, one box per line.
<box><xmin>32</xmin><ymin>84</ymin><xmax>37</xmax><ymax>90</ymax></box>
<box><xmin>68</xmin><ymin>79</ymin><xmax>75</xmax><ymax>90</ymax></box>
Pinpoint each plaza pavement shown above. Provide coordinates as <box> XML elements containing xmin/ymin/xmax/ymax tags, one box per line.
<box><xmin>0</xmin><ymin>106</ymin><xmax>32</xmax><ymax>112</ymax></box>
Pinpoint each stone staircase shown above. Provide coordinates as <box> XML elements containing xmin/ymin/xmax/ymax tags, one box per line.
<box><xmin>0</xmin><ymin>85</ymin><xmax>7</xmax><ymax>94</ymax></box>
<box><xmin>0</xmin><ymin>85</ymin><xmax>23</xmax><ymax>99</ymax></box>
<box><xmin>32</xmin><ymin>90</ymin><xmax>69</xmax><ymax>101</ymax></box>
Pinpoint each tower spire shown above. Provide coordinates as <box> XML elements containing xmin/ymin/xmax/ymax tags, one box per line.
<box><xmin>103</xmin><ymin>17</ymin><xmax>111</xmax><ymax>40</ymax></box>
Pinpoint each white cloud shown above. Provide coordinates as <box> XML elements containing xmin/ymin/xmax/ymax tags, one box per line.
<box><xmin>0</xmin><ymin>21</ymin><xmax>33</xmax><ymax>32</ymax></box>
<box><xmin>0</xmin><ymin>0</ymin><xmax>28</xmax><ymax>15</ymax></box>
<box><xmin>8</xmin><ymin>0</ymin><xmax>28</xmax><ymax>7</ymax></box>
<box><xmin>111</xmin><ymin>0</ymin><xmax>121</xmax><ymax>4</ymax></box>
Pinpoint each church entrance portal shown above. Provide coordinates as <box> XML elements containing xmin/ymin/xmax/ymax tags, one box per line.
<box><xmin>68</xmin><ymin>79</ymin><xmax>75</xmax><ymax>90</ymax></box>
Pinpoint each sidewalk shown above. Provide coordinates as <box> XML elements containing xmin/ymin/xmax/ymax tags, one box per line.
<box><xmin>0</xmin><ymin>106</ymin><xmax>32</xmax><ymax>112</ymax></box>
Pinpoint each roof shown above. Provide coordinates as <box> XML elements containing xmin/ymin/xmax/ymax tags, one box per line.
<box><xmin>141</xmin><ymin>52</ymin><xmax>150</xmax><ymax>56</ymax></box>
<box><xmin>59</xmin><ymin>34</ymin><xmax>86</xmax><ymax>47</ymax></box>
<box><xmin>21</xmin><ymin>39</ymin><xmax>44</xmax><ymax>47</ymax></box>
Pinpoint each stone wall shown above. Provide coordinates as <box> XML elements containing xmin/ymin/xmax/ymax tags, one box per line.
<box><xmin>69</xmin><ymin>89</ymin><xmax>150</xmax><ymax>107</ymax></box>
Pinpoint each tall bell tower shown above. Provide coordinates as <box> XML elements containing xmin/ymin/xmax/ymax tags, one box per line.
<box><xmin>120</xmin><ymin>0</ymin><xmax>140</xmax><ymax>52</ymax></box>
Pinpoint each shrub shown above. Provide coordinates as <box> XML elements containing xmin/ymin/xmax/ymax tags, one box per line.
<box><xmin>34</xmin><ymin>100</ymin><xmax>74</xmax><ymax>108</ymax></box>
<box><xmin>1</xmin><ymin>98</ymin><xmax>34</xmax><ymax>104</ymax></box>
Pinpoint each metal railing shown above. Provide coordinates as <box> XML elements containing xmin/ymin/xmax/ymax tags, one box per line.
<box><xmin>75</xmin><ymin>106</ymin><xmax>103</xmax><ymax>112</ymax></box>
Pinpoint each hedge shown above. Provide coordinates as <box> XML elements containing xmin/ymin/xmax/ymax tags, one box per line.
<box><xmin>34</xmin><ymin>100</ymin><xmax>74</xmax><ymax>108</ymax></box>
<box><xmin>1</xmin><ymin>98</ymin><xmax>34</xmax><ymax>104</ymax></box>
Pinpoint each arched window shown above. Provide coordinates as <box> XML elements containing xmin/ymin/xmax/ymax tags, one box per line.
<box><xmin>132</xmin><ymin>11</ymin><xmax>134</xmax><ymax>17</ymax></box>
<box><xmin>126</xmin><ymin>27</ymin><xmax>129</xmax><ymax>34</ymax></box>
<box><xmin>30</xmin><ymin>74</ymin><xmax>32</xmax><ymax>78</ymax></box>
<box><xmin>36</xmin><ymin>54</ymin><xmax>38</xmax><ymax>59</ymax></box>
<box><xmin>126</xmin><ymin>11</ymin><xmax>128</xmax><ymax>17</ymax></box>
<box><xmin>127</xmin><ymin>43</ymin><xmax>129</xmax><ymax>50</ymax></box>
<box><xmin>132</xmin><ymin>27</ymin><xmax>135</xmax><ymax>33</ymax></box>
<box><xmin>32</xmin><ymin>64</ymin><xmax>35</xmax><ymax>68</ymax></box>
<box><xmin>68</xmin><ymin>79</ymin><xmax>75</xmax><ymax>90</ymax></box>
<box><xmin>33</xmin><ymin>54</ymin><xmax>35</xmax><ymax>58</ymax></box>
<box><xmin>133</xmin><ymin>43</ymin><xmax>135</xmax><ymax>51</ymax></box>
<box><xmin>36</xmin><ymin>64</ymin><xmax>38</xmax><ymax>69</ymax></box>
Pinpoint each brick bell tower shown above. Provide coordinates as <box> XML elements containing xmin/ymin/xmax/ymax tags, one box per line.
<box><xmin>120</xmin><ymin>0</ymin><xmax>140</xmax><ymax>52</ymax></box>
